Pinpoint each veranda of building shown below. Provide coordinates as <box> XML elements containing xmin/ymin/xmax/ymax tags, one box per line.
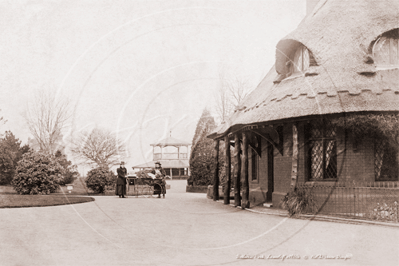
<box><xmin>208</xmin><ymin>0</ymin><xmax>399</xmax><ymax>209</ymax></box>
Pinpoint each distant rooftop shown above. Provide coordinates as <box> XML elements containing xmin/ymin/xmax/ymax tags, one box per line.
<box><xmin>150</xmin><ymin>136</ymin><xmax>191</xmax><ymax>147</ymax></box>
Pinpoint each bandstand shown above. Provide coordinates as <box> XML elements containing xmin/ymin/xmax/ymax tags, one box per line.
<box><xmin>132</xmin><ymin>135</ymin><xmax>190</xmax><ymax>180</ymax></box>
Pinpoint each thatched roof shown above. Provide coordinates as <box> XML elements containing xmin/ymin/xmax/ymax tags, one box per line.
<box><xmin>209</xmin><ymin>0</ymin><xmax>399</xmax><ymax>139</ymax></box>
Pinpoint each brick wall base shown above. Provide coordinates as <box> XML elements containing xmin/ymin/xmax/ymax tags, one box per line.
<box><xmin>186</xmin><ymin>185</ymin><xmax>208</xmax><ymax>193</ymax></box>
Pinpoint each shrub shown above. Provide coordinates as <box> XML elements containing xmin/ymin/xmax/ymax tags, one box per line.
<box><xmin>0</xmin><ymin>147</ymin><xmax>14</xmax><ymax>185</ymax></box>
<box><xmin>60</xmin><ymin>166</ymin><xmax>79</xmax><ymax>185</ymax></box>
<box><xmin>189</xmin><ymin>109</ymin><xmax>217</xmax><ymax>187</ymax></box>
<box><xmin>281</xmin><ymin>187</ymin><xmax>316</xmax><ymax>217</ymax></box>
<box><xmin>332</xmin><ymin>113</ymin><xmax>399</xmax><ymax>149</ymax></box>
<box><xmin>11</xmin><ymin>151</ymin><xmax>63</xmax><ymax>195</ymax></box>
<box><xmin>85</xmin><ymin>167</ymin><xmax>115</xmax><ymax>193</ymax></box>
<box><xmin>54</xmin><ymin>150</ymin><xmax>79</xmax><ymax>185</ymax></box>
<box><xmin>0</xmin><ymin>131</ymin><xmax>31</xmax><ymax>185</ymax></box>
<box><xmin>368</xmin><ymin>202</ymin><xmax>398</xmax><ymax>222</ymax></box>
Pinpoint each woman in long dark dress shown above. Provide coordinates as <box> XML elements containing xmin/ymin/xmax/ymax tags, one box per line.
<box><xmin>152</xmin><ymin>162</ymin><xmax>166</xmax><ymax>198</ymax></box>
<box><xmin>115</xmin><ymin>161</ymin><xmax>127</xmax><ymax>198</ymax></box>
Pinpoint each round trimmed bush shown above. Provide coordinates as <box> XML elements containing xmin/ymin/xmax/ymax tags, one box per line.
<box><xmin>85</xmin><ymin>167</ymin><xmax>115</xmax><ymax>193</ymax></box>
<box><xmin>12</xmin><ymin>151</ymin><xmax>63</xmax><ymax>195</ymax></box>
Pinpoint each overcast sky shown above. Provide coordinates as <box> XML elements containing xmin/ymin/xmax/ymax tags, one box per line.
<box><xmin>0</xmin><ymin>0</ymin><xmax>306</xmax><ymax>172</ymax></box>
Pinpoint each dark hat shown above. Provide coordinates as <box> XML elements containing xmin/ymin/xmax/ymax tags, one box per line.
<box><xmin>155</xmin><ymin>161</ymin><xmax>161</xmax><ymax>165</ymax></box>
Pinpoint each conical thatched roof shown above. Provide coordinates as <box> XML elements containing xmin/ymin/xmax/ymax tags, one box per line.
<box><xmin>209</xmin><ymin>0</ymin><xmax>399</xmax><ymax>139</ymax></box>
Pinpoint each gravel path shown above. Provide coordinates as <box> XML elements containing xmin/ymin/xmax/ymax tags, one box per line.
<box><xmin>0</xmin><ymin>180</ymin><xmax>397</xmax><ymax>266</ymax></box>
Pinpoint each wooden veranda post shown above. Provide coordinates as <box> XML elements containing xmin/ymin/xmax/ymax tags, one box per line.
<box><xmin>290</xmin><ymin>124</ymin><xmax>298</xmax><ymax>190</ymax></box>
<box><xmin>234</xmin><ymin>134</ymin><xmax>241</xmax><ymax>207</ymax></box>
<box><xmin>241</xmin><ymin>132</ymin><xmax>250</xmax><ymax>209</ymax></box>
<box><xmin>213</xmin><ymin>139</ymin><xmax>220</xmax><ymax>201</ymax></box>
<box><xmin>224</xmin><ymin>135</ymin><xmax>231</xmax><ymax>205</ymax></box>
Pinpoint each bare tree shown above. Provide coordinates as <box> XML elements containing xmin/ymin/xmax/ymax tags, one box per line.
<box><xmin>227</xmin><ymin>77</ymin><xmax>251</xmax><ymax>109</ymax></box>
<box><xmin>71</xmin><ymin>128</ymin><xmax>126</xmax><ymax>168</ymax></box>
<box><xmin>24</xmin><ymin>90</ymin><xmax>71</xmax><ymax>154</ymax></box>
<box><xmin>0</xmin><ymin>109</ymin><xmax>7</xmax><ymax>137</ymax></box>
<box><xmin>214</xmin><ymin>71</ymin><xmax>252</xmax><ymax>123</ymax></box>
<box><xmin>0</xmin><ymin>109</ymin><xmax>6</xmax><ymax>126</ymax></box>
<box><xmin>214</xmin><ymin>74</ymin><xmax>233</xmax><ymax>123</ymax></box>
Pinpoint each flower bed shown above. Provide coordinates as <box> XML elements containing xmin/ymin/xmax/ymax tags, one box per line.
<box><xmin>368</xmin><ymin>202</ymin><xmax>398</xmax><ymax>222</ymax></box>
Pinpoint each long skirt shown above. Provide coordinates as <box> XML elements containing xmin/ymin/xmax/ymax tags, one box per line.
<box><xmin>115</xmin><ymin>184</ymin><xmax>126</xmax><ymax>195</ymax></box>
<box><xmin>116</xmin><ymin>177</ymin><xmax>127</xmax><ymax>196</ymax></box>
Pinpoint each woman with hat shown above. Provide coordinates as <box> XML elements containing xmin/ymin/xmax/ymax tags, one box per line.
<box><xmin>152</xmin><ymin>161</ymin><xmax>166</xmax><ymax>177</ymax></box>
<box><xmin>115</xmin><ymin>161</ymin><xmax>128</xmax><ymax>198</ymax></box>
<box><xmin>152</xmin><ymin>162</ymin><xmax>166</xmax><ymax>198</ymax></box>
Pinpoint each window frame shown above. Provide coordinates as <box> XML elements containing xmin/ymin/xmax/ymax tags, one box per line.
<box><xmin>305</xmin><ymin>120</ymin><xmax>338</xmax><ymax>181</ymax></box>
<box><xmin>372</xmin><ymin>28</ymin><xmax>399</xmax><ymax>68</ymax></box>
<box><xmin>286</xmin><ymin>45</ymin><xmax>310</xmax><ymax>77</ymax></box>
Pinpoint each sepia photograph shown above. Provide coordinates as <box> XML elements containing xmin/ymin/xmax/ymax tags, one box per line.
<box><xmin>0</xmin><ymin>0</ymin><xmax>398</xmax><ymax>265</ymax></box>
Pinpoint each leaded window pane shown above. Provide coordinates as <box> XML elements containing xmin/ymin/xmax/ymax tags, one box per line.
<box><xmin>307</xmin><ymin>119</ymin><xmax>337</xmax><ymax>180</ymax></box>
<box><xmin>311</xmin><ymin>125</ymin><xmax>322</xmax><ymax>138</ymax></box>
<box><xmin>325</xmin><ymin>140</ymin><xmax>337</xmax><ymax>179</ymax></box>
<box><xmin>324</xmin><ymin>120</ymin><xmax>336</xmax><ymax>138</ymax></box>
<box><xmin>310</xmin><ymin>140</ymin><xmax>323</xmax><ymax>180</ymax></box>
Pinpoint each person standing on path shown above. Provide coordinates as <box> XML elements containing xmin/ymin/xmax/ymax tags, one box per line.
<box><xmin>152</xmin><ymin>162</ymin><xmax>166</xmax><ymax>198</ymax></box>
<box><xmin>116</xmin><ymin>161</ymin><xmax>128</xmax><ymax>198</ymax></box>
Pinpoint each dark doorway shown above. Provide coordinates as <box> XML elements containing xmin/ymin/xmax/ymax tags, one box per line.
<box><xmin>266</xmin><ymin>143</ymin><xmax>274</xmax><ymax>202</ymax></box>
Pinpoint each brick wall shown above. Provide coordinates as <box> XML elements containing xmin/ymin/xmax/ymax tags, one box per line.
<box><xmin>338</xmin><ymin>134</ymin><xmax>375</xmax><ymax>183</ymax></box>
<box><xmin>248</xmin><ymin>119</ymin><xmax>378</xmax><ymax>208</ymax></box>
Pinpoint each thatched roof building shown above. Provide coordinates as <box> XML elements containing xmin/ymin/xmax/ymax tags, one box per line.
<box><xmin>207</xmin><ymin>0</ymin><xmax>399</xmax><ymax>211</ymax></box>
<box><xmin>209</xmin><ymin>0</ymin><xmax>399</xmax><ymax>139</ymax></box>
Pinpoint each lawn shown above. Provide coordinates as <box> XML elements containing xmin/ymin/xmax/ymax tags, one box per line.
<box><xmin>0</xmin><ymin>178</ymin><xmax>95</xmax><ymax>208</ymax></box>
<box><xmin>0</xmin><ymin>194</ymin><xmax>95</xmax><ymax>208</ymax></box>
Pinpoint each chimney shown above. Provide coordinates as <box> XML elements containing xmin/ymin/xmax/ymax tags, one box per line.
<box><xmin>307</xmin><ymin>0</ymin><xmax>320</xmax><ymax>15</ymax></box>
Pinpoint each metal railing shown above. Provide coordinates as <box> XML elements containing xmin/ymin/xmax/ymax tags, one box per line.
<box><xmin>295</xmin><ymin>182</ymin><xmax>399</xmax><ymax>223</ymax></box>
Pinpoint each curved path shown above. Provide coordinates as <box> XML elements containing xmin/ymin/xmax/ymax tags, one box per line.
<box><xmin>0</xmin><ymin>181</ymin><xmax>397</xmax><ymax>266</ymax></box>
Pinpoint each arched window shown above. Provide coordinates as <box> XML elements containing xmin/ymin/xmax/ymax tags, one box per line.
<box><xmin>373</xmin><ymin>28</ymin><xmax>399</xmax><ymax>67</ymax></box>
<box><xmin>287</xmin><ymin>45</ymin><xmax>310</xmax><ymax>76</ymax></box>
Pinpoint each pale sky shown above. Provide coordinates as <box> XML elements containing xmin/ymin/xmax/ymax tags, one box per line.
<box><xmin>0</xmin><ymin>0</ymin><xmax>306</xmax><ymax>172</ymax></box>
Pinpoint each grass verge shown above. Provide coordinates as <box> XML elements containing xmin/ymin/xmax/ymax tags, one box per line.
<box><xmin>0</xmin><ymin>194</ymin><xmax>94</xmax><ymax>208</ymax></box>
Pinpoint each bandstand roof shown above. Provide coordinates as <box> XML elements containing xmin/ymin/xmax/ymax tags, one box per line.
<box><xmin>150</xmin><ymin>136</ymin><xmax>191</xmax><ymax>147</ymax></box>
